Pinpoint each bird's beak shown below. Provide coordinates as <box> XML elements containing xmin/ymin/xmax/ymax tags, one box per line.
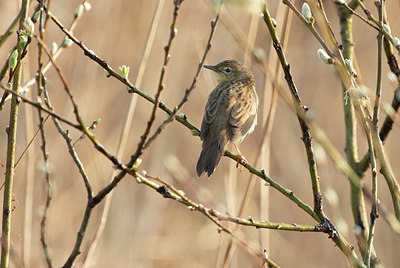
<box><xmin>204</xmin><ymin>64</ymin><xmax>216</xmax><ymax>71</ymax></box>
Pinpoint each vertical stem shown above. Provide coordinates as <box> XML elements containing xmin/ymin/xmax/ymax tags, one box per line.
<box><xmin>364</xmin><ymin>134</ymin><xmax>378</xmax><ymax>267</ymax></box>
<box><xmin>1</xmin><ymin>78</ymin><xmax>20</xmax><ymax>268</ymax></box>
<box><xmin>264</xmin><ymin>2</ymin><xmax>323</xmax><ymax>220</ymax></box>
<box><xmin>62</xmin><ymin>201</ymin><xmax>93</xmax><ymax>268</ymax></box>
<box><xmin>1</xmin><ymin>1</ymin><xmax>29</xmax><ymax>267</ymax></box>
<box><xmin>360</xmin><ymin>0</ymin><xmax>383</xmax><ymax>260</ymax></box>
<box><xmin>372</xmin><ymin>1</ymin><xmax>383</xmax><ymax>127</ymax></box>
<box><xmin>37</xmin><ymin>1</ymin><xmax>54</xmax><ymax>267</ymax></box>
<box><xmin>337</xmin><ymin>4</ymin><xmax>369</xmax><ymax>252</ymax></box>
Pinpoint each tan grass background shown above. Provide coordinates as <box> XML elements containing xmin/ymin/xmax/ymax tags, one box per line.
<box><xmin>0</xmin><ymin>0</ymin><xmax>399</xmax><ymax>267</ymax></box>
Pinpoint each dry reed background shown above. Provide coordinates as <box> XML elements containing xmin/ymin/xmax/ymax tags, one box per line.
<box><xmin>0</xmin><ymin>0</ymin><xmax>399</xmax><ymax>267</ymax></box>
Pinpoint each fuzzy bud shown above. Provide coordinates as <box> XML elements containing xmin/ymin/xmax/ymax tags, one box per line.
<box><xmin>18</xmin><ymin>35</ymin><xmax>28</xmax><ymax>50</ymax></box>
<box><xmin>118</xmin><ymin>65</ymin><xmax>130</xmax><ymax>79</ymax></box>
<box><xmin>50</xmin><ymin>42</ymin><xmax>58</xmax><ymax>55</ymax></box>
<box><xmin>383</xmin><ymin>24</ymin><xmax>391</xmax><ymax>35</ymax></box>
<box><xmin>133</xmin><ymin>158</ymin><xmax>142</xmax><ymax>169</ymax></box>
<box><xmin>345</xmin><ymin>59</ymin><xmax>357</xmax><ymax>77</ymax></box>
<box><xmin>18</xmin><ymin>87</ymin><xmax>29</xmax><ymax>95</ymax></box>
<box><xmin>9</xmin><ymin>49</ymin><xmax>19</xmax><ymax>71</ymax></box>
<box><xmin>191</xmin><ymin>129</ymin><xmax>200</xmax><ymax>136</ymax></box>
<box><xmin>62</xmin><ymin>38</ymin><xmax>73</xmax><ymax>47</ymax></box>
<box><xmin>302</xmin><ymin>3</ymin><xmax>313</xmax><ymax>24</ymax></box>
<box><xmin>271</xmin><ymin>18</ymin><xmax>277</xmax><ymax>28</ymax></box>
<box><xmin>84</xmin><ymin>2</ymin><xmax>92</xmax><ymax>11</ymax></box>
<box><xmin>32</xmin><ymin>10</ymin><xmax>40</xmax><ymax>23</ymax></box>
<box><xmin>24</xmin><ymin>17</ymin><xmax>34</xmax><ymax>36</ymax></box>
<box><xmin>74</xmin><ymin>5</ymin><xmax>84</xmax><ymax>17</ymax></box>
<box><xmin>317</xmin><ymin>49</ymin><xmax>333</xmax><ymax>64</ymax></box>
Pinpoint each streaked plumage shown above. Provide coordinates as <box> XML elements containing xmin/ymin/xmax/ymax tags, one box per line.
<box><xmin>196</xmin><ymin>59</ymin><xmax>258</xmax><ymax>177</ymax></box>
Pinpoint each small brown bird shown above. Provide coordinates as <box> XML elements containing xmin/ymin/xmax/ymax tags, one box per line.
<box><xmin>196</xmin><ymin>59</ymin><xmax>258</xmax><ymax>177</ymax></box>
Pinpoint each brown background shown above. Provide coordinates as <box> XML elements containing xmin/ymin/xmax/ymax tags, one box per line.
<box><xmin>0</xmin><ymin>0</ymin><xmax>399</xmax><ymax>267</ymax></box>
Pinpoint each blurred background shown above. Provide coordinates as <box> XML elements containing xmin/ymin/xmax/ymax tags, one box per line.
<box><xmin>0</xmin><ymin>0</ymin><xmax>399</xmax><ymax>267</ymax></box>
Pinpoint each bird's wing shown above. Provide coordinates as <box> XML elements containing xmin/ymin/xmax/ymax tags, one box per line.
<box><xmin>200</xmin><ymin>84</ymin><xmax>227</xmax><ymax>141</ymax></box>
<box><xmin>229</xmin><ymin>85</ymin><xmax>258</xmax><ymax>141</ymax></box>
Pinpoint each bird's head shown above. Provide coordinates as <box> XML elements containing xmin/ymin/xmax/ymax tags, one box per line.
<box><xmin>204</xmin><ymin>60</ymin><xmax>253</xmax><ymax>85</ymax></box>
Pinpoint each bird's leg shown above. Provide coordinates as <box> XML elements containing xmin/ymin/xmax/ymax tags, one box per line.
<box><xmin>233</xmin><ymin>143</ymin><xmax>247</xmax><ymax>170</ymax></box>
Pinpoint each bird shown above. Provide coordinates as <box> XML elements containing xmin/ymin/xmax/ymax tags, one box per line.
<box><xmin>196</xmin><ymin>59</ymin><xmax>258</xmax><ymax>177</ymax></box>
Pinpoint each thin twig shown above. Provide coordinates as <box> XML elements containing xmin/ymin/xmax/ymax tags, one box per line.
<box><xmin>350</xmin><ymin>0</ymin><xmax>399</xmax><ymax>51</ymax></box>
<box><xmin>2</xmin><ymin>84</ymin><xmax>122</xmax><ymax>177</ymax></box>
<box><xmin>4</xmin><ymin>0</ymin><xmax>361</xmax><ymax>225</ymax></box>
<box><xmin>0</xmin><ymin>4</ymin><xmax>22</xmax><ymax>47</ymax></box>
<box><xmin>36</xmin><ymin>1</ymin><xmax>53</xmax><ymax>266</ymax></box>
<box><xmin>222</xmin><ymin>6</ymin><xmax>262</xmax><ymax>266</ymax></box>
<box><xmin>62</xmin><ymin>201</ymin><xmax>92</xmax><ymax>268</ymax></box>
<box><xmin>262</xmin><ymin>1</ymin><xmax>324</xmax><ymax>220</ymax></box>
<box><xmin>370</xmin><ymin>122</ymin><xmax>400</xmax><ymax>220</ymax></box>
<box><xmin>334</xmin><ymin>1</ymin><xmax>380</xmax><ymax>31</ymax></box>
<box><xmin>364</xmin><ymin>133</ymin><xmax>378</xmax><ymax>267</ymax></box>
<box><xmin>130</xmin><ymin>0</ymin><xmax>183</xmax><ymax>164</ymax></box>
<box><xmin>73</xmin><ymin>118</ymin><xmax>100</xmax><ymax>146</ymax></box>
<box><xmin>146</xmin><ymin>173</ymin><xmax>322</xmax><ymax>232</ymax></box>
<box><xmin>63</xmin><ymin>2</ymin><xmax>185</xmax><ymax>266</ymax></box>
<box><xmin>357</xmin><ymin>62</ymin><xmax>400</xmax><ymax>174</ymax></box>
<box><xmin>33</xmin><ymin>3</ymin><xmax>386</xmax><ymax>267</ymax></box>
<box><xmin>43</xmin><ymin>7</ymin><xmax>143</xmax><ymax>96</ymax></box>
<box><xmin>363</xmin><ymin>186</ymin><xmax>400</xmax><ymax>235</ymax></box>
<box><xmin>365</xmin><ymin>3</ymin><xmax>384</xmax><ymax>263</ymax></box>
<box><xmin>34</xmin><ymin>0</ymin><xmax>353</xmax><ymax>224</ymax></box>
<box><xmin>283</xmin><ymin>0</ymin><xmax>333</xmax><ymax>57</ymax></box>
<box><xmin>0</xmin><ymin>33</ymin><xmax>31</xmax><ymax>109</ymax></box>
<box><xmin>336</xmin><ymin>0</ymin><xmax>370</xmax><ymax>256</ymax></box>
<box><xmin>379</xmin><ymin>87</ymin><xmax>400</xmax><ymax>141</ymax></box>
<box><xmin>139</xmin><ymin>172</ymin><xmax>280</xmax><ymax>267</ymax></box>
<box><xmin>43</xmin><ymin>89</ymin><xmax>93</xmax><ymax>197</ymax></box>
<box><xmin>223</xmin><ymin>4</ymin><xmax>292</xmax><ymax>265</ymax></box>
<box><xmin>143</xmin><ymin>10</ymin><xmax>220</xmax><ymax>150</ymax></box>
<box><xmin>35</xmin><ymin>33</ymin><xmax>128</xmax><ymax>187</ymax></box>
<box><xmin>1</xmin><ymin>1</ymin><xmax>29</xmax><ymax>267</ymax></box>
<box><xmin>22</xmin><ymin>1</ymin><xmax>89</xmax><ymax>90</ymax></box>
<box><xmin>0</xmin><ymin>85</ymin><xmax>79</xmax><ymax>129</ymax></box>
<box><xmin>35</xmin><ymin>31</ymin><xmax>94</xmax><ymax>198</ymax></box>
<box><xmin>262</xmin><ymin>2</ymin><xmax>365</xmax><ymax>267</ymax></box>
<box><xmin>39</xmin><ymin>90</ymin><xmax>94</xmax><ymax>265</ymax></box>
<box><xmin>34</xmin><ymin>34</ymin><xmax>85</xmax><ymax>128</ymax></box>
<box><xmin>81</xmin><ymin>1</ymin><xmax>165</xmax><ymax>266</ymax></box>
<box><xmin>14</xmin><ymin>115</ymin><xmax>50</xmax><ymax>168</ymax></box>
<box><xmin>43</xmin><ymin>6</ymin><xmax>200</xmax><ymax>135</ymax></box>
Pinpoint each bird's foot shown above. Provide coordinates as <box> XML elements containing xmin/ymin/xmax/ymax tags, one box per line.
<box><xmin>236</xmin><ymin>154</ymin><xmax>248</xmax><ymax>170</ymax></box>
<box><xmin>233</xmin><ymin>143</ymin><xmax>247</xmax><ymax>170</ymax></box>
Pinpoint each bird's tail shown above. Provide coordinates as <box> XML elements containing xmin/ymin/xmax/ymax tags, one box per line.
<box><xmin>196</xmin><ymin>135</ymin><xmax>227</xmax><ymax>177</ymax></box>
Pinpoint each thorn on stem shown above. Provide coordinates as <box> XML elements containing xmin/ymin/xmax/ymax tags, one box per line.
<box><xmin>157</xmin><ymin>185</ymin><xmax>172</xmax><ymax>198</ymax></box>
<box><xmin>211</xmin><ymin>19</ymin><xmax>216</xmax><ymax>27</ymax></box>
<box><xmin>261</xmin><ymin>169</ymin><xmax>267</xmax><ymax>178</ymax></box>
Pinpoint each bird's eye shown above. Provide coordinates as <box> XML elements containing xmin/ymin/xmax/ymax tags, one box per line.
<box><xmin>225</xmin><ymin>68</ymin><xmax>231</xmax><ymax>73</ymax></box>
